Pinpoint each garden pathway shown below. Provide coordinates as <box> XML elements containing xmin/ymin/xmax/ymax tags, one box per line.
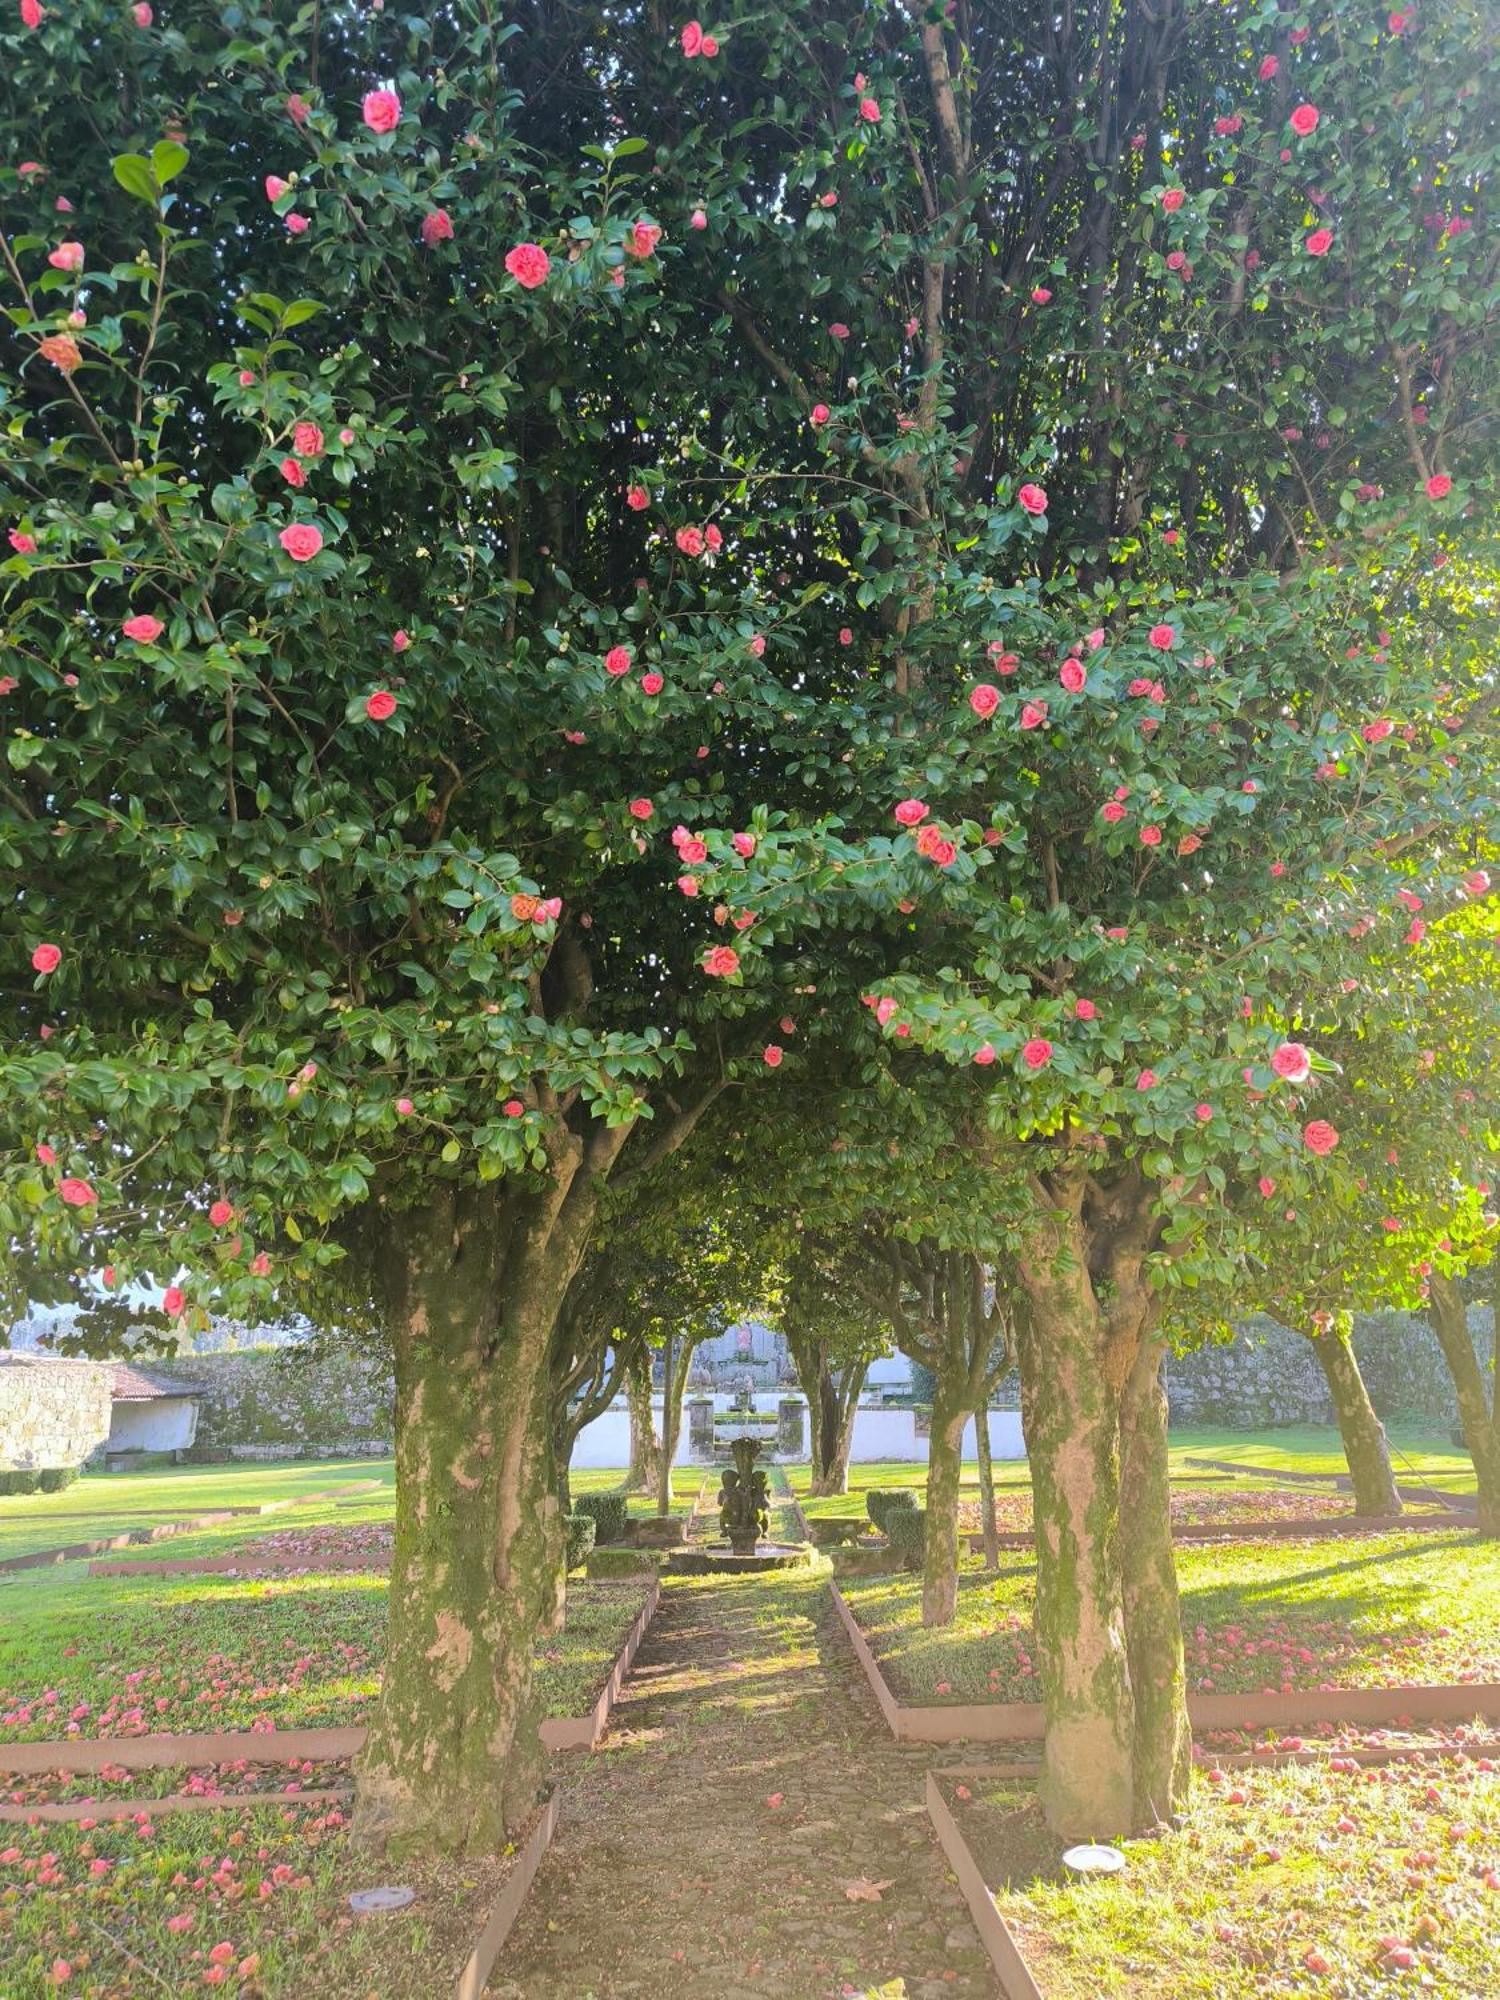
<box><xmin>489</xmin><ymin>1569</ymin><xmax>997</xmax><ymax>2000</ymax></box>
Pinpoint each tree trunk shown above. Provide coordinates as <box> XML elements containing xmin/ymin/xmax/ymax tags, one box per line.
<box><xmin>1118</xmin><ymin>1336</ymin><xmax>1191</xmax><ymax>1826</ymax></box>
<box><xmin>1011</xmin><ymin>1182</ymin><xmax>1185</xmax><ymax>1841</ymax></box>
<box><xmin>625</xmin><ymin>1350</ymin><xmax>660</xmax><ymax>1495</ymax></box>
<box><xmin>973</xmin><ymin>1396</ymin><xmax>999</xmax><ymax>1570</ymax></box>
<box><xmin>354</xmin><ymin>1187</ymin><xmax>583</xmax><ymax>1856</ymax></box>
<box><xmin>922</xmin><ymin>1375</ymin><xmax>969</xmax><ymax>1625</ymax></box>
<box><xmin>1428</xmin><ymin>1272</ymin><xmax>1500</xmax><ymax>1537</ymax></box>
<box><xmin>825</xmin><ymin>1374</ymin><xmax>861</xmax><ymax>1496</ymax></box>
<box><xmin>1309</xmin><ymin>1326</ymin><xmax>1402</xmax><ymax>1516</ymax></box>
<box><xmin>813</xmin><ymin>1352</ymin><xmax>840</xmax><ymax>1492</ymax></box>
<box><xmin>657</xmin><ymin>1336</ymin><xmax>695</xmax><ymax>1517</ymax></box>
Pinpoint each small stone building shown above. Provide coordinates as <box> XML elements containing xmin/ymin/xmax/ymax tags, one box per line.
<box><xmin>104</xmin><ymin>1362</ymin><xmax>204</xmax><ymax>1456</ymax></box>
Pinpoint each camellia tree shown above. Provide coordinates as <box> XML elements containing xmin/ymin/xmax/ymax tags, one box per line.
<box><xmin>777</xmin><ymin>1235</ymin><xmax>893</xmax><ymax>1497</ymax></box>
<box><xmin>661</xmin><ymin>0</ymin><xmax>1499</xmax><ymax>1837</ymax></box>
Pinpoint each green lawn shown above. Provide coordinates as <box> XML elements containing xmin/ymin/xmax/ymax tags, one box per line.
<box><xmin>0</xmin><ymin>1457</ymin><xmax>395</xmax><ymax>1563</ymax></box>
<box><xmin>0</xmin><ymin>1556</ymin><xmax>649</xmax><ymax>1740</ymax></box>
<box><xmin>0</xmin><ymin>1794</ymin><xmax>532</xmax><ymax>1998</ymax></box>
<box><xmin>840</xmin><ymin>1530</ymin><xmax>1500</xmax><ymax>1705</ymax></box>
<box><xmin>1170</xmin><ymin>1425</ymin><xmax>1478</xmax><ymax>1491</ymax></box>
<box><xmin>947</xmin><ymin>1758</ymin><xmax>1500</xmax><ymax>2000</ymax></box>
<box><xmin>570</xmin><ymin>1463</ymin><xmax>701</xmax><ymax>1513</ymax></box>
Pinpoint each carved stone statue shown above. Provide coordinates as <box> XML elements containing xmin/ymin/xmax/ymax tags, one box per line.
<box><xmin>717</xmin><ymin>1435</ymin><xmax>770</xmax><ymax>1554</ymax></box>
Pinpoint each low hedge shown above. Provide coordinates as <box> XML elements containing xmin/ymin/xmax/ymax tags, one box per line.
<box><xmin>0</xmin><ymin>1466</ymin><xmax>78</xmax><ymax>1496</ymax></box>
<box><xmin>866</xmin><ymin>1488</ymin><xmax>918</xmax><ymax>1534</ymax></box>
<box><xmin>585</xmin><ymin>1545</ymin><xmax>662</xmax><ymax>1578</ymax></box>
<box><xmin>885</xmin><ymin>1505</ymin><xmax>927</xmax><ymax>1572</ymax></box>
<box><xmin>575</xmin><ymin>1493</ymin><xmax>630</xmax><ymax>1544</ymax></box>
<box><xmin>564</xmin><ymin>1513</ymin><xmax>597</xmax><ymax>1572</ymax></box>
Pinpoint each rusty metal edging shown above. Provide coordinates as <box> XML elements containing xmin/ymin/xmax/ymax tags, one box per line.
<box><xmin>454</xmin><ymin>1787</ymin><xmax>560</xmax><ymax>2000</ymax></box>
<box><xmin>924</xmin><ymin>1771</ymin><xmax>1047</xmax><ymax>2000</ymax></box>
<box><xmin>0</xmin><ymin>1481</ymin><xmax>384</xmax><ymax>1576</ymax></box>
<box><xmin>89</xmin><ymin>1551</ymin><xmax>390</xmax><ymax>1577</ymax></box>
<box><xmin>539</xmin><ymin>1576</ymin><xmax>660</xmax><ymax>1751</ymax></box>
<box><xmin>0</xmin><ymin>1786</ymin><xmax>353</xmax><ymax>1825</ymax></box>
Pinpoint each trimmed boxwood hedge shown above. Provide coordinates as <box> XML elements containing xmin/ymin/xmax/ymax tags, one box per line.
<box><xmin>575</xmin><ymin>1493</ymin><xmax>630</xmax><ymax>1544</ymax></box>
<box><xmin>866</xmin><ymin>1488</ymin><xmax>918</xmax><ymax>1534</ymax></box>
<box><xmin>564</xmin><ymin>1513</ymin><xmax>597</xmax><ymax>1572</ymax></box>
<box><xmin>885</xmin><ymin>1505</ymin><xmax>927</xmax><ymax>1572</ymax></box>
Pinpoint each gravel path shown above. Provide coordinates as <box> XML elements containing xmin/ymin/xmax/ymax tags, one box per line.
<box><xmin>489</xmin><ymin>1569</ymin><xmax>996</xmax><ymax>1999</ymax></box>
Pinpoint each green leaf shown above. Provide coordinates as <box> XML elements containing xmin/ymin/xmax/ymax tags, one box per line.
<box><xmin>281</xmin><ymin>299</ymin><xmax>324</xmax><ymax>329</ymax></box>
<box><xmin>609</xmin><ymin>137</ymin><xmax>648</xmax><ymax>159</ymax></box>
<box><xmin>151</xmin><ymin>140</ymin><xmax>189</xmax><ymax>188</ymax></box>
<box><xmin>112</xmin><ymin>154</ymin><xmax>159</xmax><ymax>205</ymax></box>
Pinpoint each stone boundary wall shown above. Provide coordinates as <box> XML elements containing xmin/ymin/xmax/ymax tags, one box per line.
<box><xmin>0</xmin><ymin>1354</ymin><xmax>113</xmax><ymax>1471</ymax></box>
<box><xmin>188</xmin><ymin>1345</ymin><xmax>393</xmax><ymax>1458</ymax></box>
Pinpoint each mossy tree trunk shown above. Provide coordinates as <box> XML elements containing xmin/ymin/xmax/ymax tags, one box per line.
<box><xmin>1119</xmin><ymin>1336</ymin><xmax>1191</xmax><ymax>1824</ymax></box>
<box><xmin>1308</xmin><ymin>1322</ymin><xmax>1401</xmax><ymax>1516</ymax></box>
<box><xmin>973</xmin><ymin>1395</ymin><xmax>999</xmax><ymax>1570</ymax></box>
<box><xmin>1428</xmin><ymin>1272</ymin><xmax>1500</xmax><ymax>1537</ymax></box>
<box><xmin>656</xmin><ymin>1334</ymin><xmax>697</xmax><ymax>1517</ymax></box>
<box><xmin>1012</xmin><ymin>1169</ymin><xmax>1190</xmax><ymax>1841</ymax></box>
<box><xmin>625</xmin><ymin>1348</ymin><xmax>660</xmax><ymax>1495</ymax></box>
<box><xmin>790</xmin><ymin>1336</ymin><xmax>868</xmax><ymax>1496</ymax></box>
<box><xmin>923</xmin><ymin>1380</ymin><xmax>970</xmax><ymax>1624</ymax></box>
<box><xmin>824</xmin><ymin>1373</ymin><xmax>861</xmax><ymax>1496</ymax></box>
<box><xmin>353</xmin><ymin>1153</ymin><xmax>613</xmax><ymax>1857</ymax></box>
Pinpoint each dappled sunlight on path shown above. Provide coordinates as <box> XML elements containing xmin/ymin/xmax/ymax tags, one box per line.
<box><xmin>489</xmin><ymin>1571</ymin><xmax>993</xmax><ymax>2000</ymax></box>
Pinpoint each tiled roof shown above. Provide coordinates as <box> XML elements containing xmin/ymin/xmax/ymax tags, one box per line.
<box><xmin>109</xmin><ymin>1362</ymin><xmax>203</xmax><ymax>1401</ymax></box>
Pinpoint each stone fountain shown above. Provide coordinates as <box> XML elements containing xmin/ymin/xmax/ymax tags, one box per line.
<box><xmin>665</xmin><ymin>1435</ymin><xmax>816</xmax><ymax>1575</ymax></box>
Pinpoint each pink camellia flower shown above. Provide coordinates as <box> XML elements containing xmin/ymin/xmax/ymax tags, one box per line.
<box><xmin>625</xmin><ymin>484</ymin><xmax>649</xmax><ymax>512</ymax></box>
<box><xmin>641</xmin><ymin>671</ymin><xmax>664</xmax><ymax>695</ymax></box>
<box><xmin>250</xmin><ymin>1251</ymin><xmax>272</xmax><ymax>1277</ymax></box>
<box><xmin>238</xmin><ymin>369</ymin><xmax>256</xmax><ymax>387</ymax></box>
<box><xmin>626</xmin><ymin>220</ymin><xmax>662</xmax><ymax>258</ymax></box>
<box><xmin>1462</xmin><ymin>870</ymin><xmax>1490</xmax><ymax>897</ymax></box>
<box><xmin>278</xmin><ymin>523</ymin><xmax>323</xmax><ymax>561</ymax></box>
<box><xmin>122</xmin><ymin>614</ymin><xmax>165</xmax><ymax>643</ymax></box>
<box><xmin>1059</xmin><ymin>658</ymin><xmax>1086</xmax><ymax>693</ymax></box>
<box><xmin>1140</xmin><ymin>825</ymin><xmax>1162</xmax><ymax>846</ymax></box>
<box><xmin>894</xmin><ymin>798</ymin><xmax>928</xmax><ymax>827</ymax></box>
<box><xmin>20</xmin><ymin>0</ymin><xmax>43</xmax><ymax>27</ymax></box>
<box><xmin>1136</xmin><ymin>1068</ymin><xmax>1157</xmax><ymax>1090</ymax></box>
<box><xmin>972</xmin><ymin>1042</ymin><xmax>996</xmax><ymax>1065</ymax></box>
<box><xmin>1101</xmin><ymin>800</ymin><xmax>1127</xmax><ymax>824</ymax></box>
<box><xmin>1148</xmin><ymin>623</ymin><xmax>1175</xmax><ymax>650</ymax></box>
<box><xmin>392</xmin><ymin>629</ymin><xmax>410</xmax><ymax>653</ymax></box>
<box><xmin>59</xmin><ymin>1177</ymin><xmax>96</xmax><ymax>1206</ymax></box>
<box><xmin>763</xmin><ymin>1045</ymin><xmax>783</xmax><ymax>1068</ymax></box>
<box><xmin>1271</xmin><ymin>1042</ymin><xmax>1312</xmax><ymax>1082</ymax></box>
<box><xmin>859</xmin><ymin>97</ymin><xmax>881</xmax><ymax>123</ymax></box>
<box><xmin>838</xmin><ymin>627</ymin><xmax>853</xmax><ymax>645</ymax></box>
<box><xmin>265</xmin><ymin>175</ymin><xmax>290</xmax><ymax>202</ymax></box>
<box><xmin>1085</xmin><ymin>627</ymin><xmax>1105</xmax><ymax>650</ymax></box>
<box><xmin>969</xmin><ymin>683</ymin><xmax>1000</xmax><ymax>718</ymax></box>
<box><xmin>1019</xmin><ymin>701</ymin><xmax>1047</xmax><ymax>729</ymax></box>
<box><xmin>1290</xmin><ymin>104</ymin><xmax>1320</xmax><ymax>136</ymax></box>
<box><xmin>704</xmin><ymin>524</ymin><xmax>722</xmax><ymax>550</ymax></box>
<box><xmin>1303</xmin><ymin>1119</ymin><xmax>1340</xmax><ymax>1156</ymax></box>
<box><xmin>505</xmin><ymin>242</ymin><xmax>551</xmax><ymax>289</ymax></box>
<box><xmin>1030</xmin><ymin>286</ymin><xmax>1051</xmax><ymax>304</ymax></box>
<box><xmin>680</xmin><ymin>18</ymin><xmax>704</xmax><ymax>55</ymax></box>
<box><xmin>1425</xmin><ymin>472</ymin><xmax>1451</xmax><ymax>500</ymax></box>
<box><xmin>675</xmin><ymin>525</ymin><xmax>705</xmax><ymax>556</ymax></box>
<box><xmin>36</xmin><ymin>1142</ymin><xmax>57</xmax><ymax>1165</ymax></box>
<box><xmin>162</xmin><ymin>1286</ymin><xmax>186</xmax><ymax>1316</ymax></box>
<box><xmin>1305</xmin><ymin>228</ymin><xmax>1334</xmax><ymax>256</ymax></box>
<box><xmin>293</xmin><ymin>422</ymin><xmax>324</xmax><ymax>458</ymax></box>
<box><xmin>731</xmin><ymin>832</ymin><xmax>756</xmax><ymax>858</ymax></box>
<box><xmin>208</xmin><ymin>1200</ymin><xmax>235</xmax><ymax>1228</ymax></box>
<box><xmin>1161</xmin><ymin>188</ymin><xmax>1185</xmax><ymax>213</ymax></box>
<box><xmin>31</xmin><ymin>943</ymin><xmax>62</xmax><ymax>974</ymax></box>
<box><xmin>1021</xmin><ymin>1038</ymin><xmax>1053</xmax><ymax>1071</ymax></box>
<box><xmin>810</xmin><ymin>403</ymin><xmax>830</xmax><ymax>427</ymax></box>
<box><xmin>1259</xmin><ymin>54</ymin><xmax>1279</xmax><ymax>79</ymax></box>
<box><xmin>396</xmin><ymin>1096</ymin><xmax>414</xmax><ymax>1117</ymax></box>
<box><xmin>280</xmin><ymin>457</ymin><xmax>306</xmax><ymax>488</ymax></box>
<box><xmin>703</xmin><ymin>945</ymin><xmax>740</xmax><ymax>977</ymax></box>
<box><xmin>1017</xmin><ymin>482</ymin><xmax>1048</xmax><ymax>514</ymax></box>
<box><xmin>747</xmin><ymin>633</ymin><xmax>766</xmax><ymax>657</ymax></box>
<box><xmin>828</xmin><ymin>322</ymin><xmax>850</xmax><ymax>340</ymax></box>
<box><xmin>365</xmin><ymin>689</ymin><xmax>396</xmax><ymax>721</ymax></box>
<box><xmin>1361</xmin><ymin>718</ymin><xmax>1393</xmax><ymax>743</ymax></box>
<box><xmin>361</xmin><ymin>89</ymin><xmax>402</xmax><ymax>134</ymax></box>
<box><xmin>628</xmin><ymin>797</ymin><xmax>653</xmax><ymax>821</ymax></box>
<box><xmin>285</xmin><ymin>212</ymin><xmax>310</xmax><ymax>234</ymax></box>
<box><xmin>9</xmin><ymin>529</ymin><xmax>38</xmax><ymax>553</ymax></box>
<box><xmin>604</xmin><ymin>646</ymin><xmax>632</xmax><ymax>677</ymax></box>
<box><xmin>48</xmin><ymin>241</ymin><xmax>84</xmax><ymax>272</ymax></box>
<box><xmin>1258</xmin><ymin>1175</ymin><xmax>1276</xmax><ymax>1198</ymax></box>
<box><xmin>677</xmin><ymin>874</ymin><xmax>699</xmax><ymax>897</ymax></box>
<box><xmin>420</xmin><ymin>209</ymin><xmax>454</xmax><ymax>248</ymax></box>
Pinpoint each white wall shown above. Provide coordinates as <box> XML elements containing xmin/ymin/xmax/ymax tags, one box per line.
<box><xmin>567</xmin><ymin>1396</ymin><xmax>1026</xmax><ymax>1468</ymax></box>
<box><xmin>105</xmin><ymin>1396</ymin><xmax>199</xmax><ymax>1454</ymax></box>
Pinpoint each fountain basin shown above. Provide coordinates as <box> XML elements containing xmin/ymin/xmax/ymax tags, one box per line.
<box><xmin>665</xmin><ymin>1540</ymin><xmax>818</xmax><ymax>1576</ymax></box>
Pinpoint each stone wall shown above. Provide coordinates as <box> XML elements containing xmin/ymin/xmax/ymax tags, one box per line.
<box><xmin>189</xmin><ymin>1346</ymin><xmax>393</xmax><ymax>1459</ymax></box>
<box><xmin>0</xmin><ymin>1354</ymin><xmax>114</xmax><ymax>1470</ymax></box>
<box><xmin>1165</xmin><ymin>1307</ymin><xmax>1494</xmax><ymax>1431</ymax></box>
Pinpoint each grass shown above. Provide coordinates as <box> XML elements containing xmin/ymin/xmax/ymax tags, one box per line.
<box><xmin>839</xmin><ymin>1531</ymin><xmax>1500</xmax><ymax>1705</ymax></box>
<box><xmin>1171</xmin><ymin>1425</ymin><xmax>1478</xmax><ymax>1492</ymax></box>
<box><xmin>0</xmin><ymin>1793</ymin><xmax>537</xmax><ymax>1997</ymax></box>
<box><xmin>0</xmin><ymin>1459</ymin><xmax>396</xmax><ymax>1564</ymax></box>
<box><xmin>945</xmin><ymin>1759</ymin><xmax>1500</xmax><ymax>1998</ymax></box>
<box><xmin>0</xmin><ymin>1560</ymin><xmax>650</xmax><ymax>1740</ymax></box>
<box><xmin>569</xmin><ymin>1464</ymin><xmax>700</xmax><ymax>1514</ymax></box>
